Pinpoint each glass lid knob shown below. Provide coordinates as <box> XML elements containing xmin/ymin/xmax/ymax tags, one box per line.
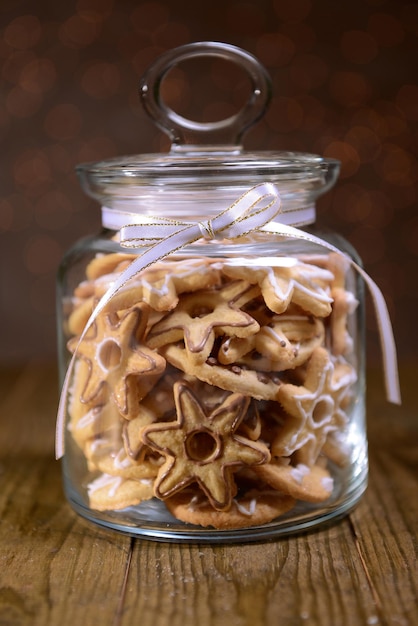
<box><xmin>139</xmin><ymin>41</ymin><xmax>272</xmax><ymax>152</ymax></box>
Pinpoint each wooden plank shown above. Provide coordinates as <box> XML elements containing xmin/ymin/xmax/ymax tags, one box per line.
<box><xmin>349</xmin><ymin>444</ymin><xmax>418</xmax><ymax>625</ymax></box>
<box><xmin>0</xmin><ymin>455</ymin><xmax>132</xmax><ymax>626</ymax></box>
<box><xmin>0</xmin><ymin>364</ymin><xmax>416</xmax><ymax>626</ymax></box>
<box><xmin>116</xmin><ymin>516</ymin><xmax>382</xmax><ymax>626</ymax></box>
<box><xmin>0</xmin><ymin>364</ymin><xmax>57</xmax><ymax>456</ymax></box>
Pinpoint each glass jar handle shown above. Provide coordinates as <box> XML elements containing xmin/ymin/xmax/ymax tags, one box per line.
<box><xmin>139</xmin><ymin>41</ymin><xmax>271</xmax><ymax>152</ymax></box>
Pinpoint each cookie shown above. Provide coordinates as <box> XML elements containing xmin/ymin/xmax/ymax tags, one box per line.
<box><xmin>253</xmin><ymin>460</ymin><xmax>334</xmax><ymax>503</ymax></box>
<box><xmin>68</xmin><ymin>401</ymin><xmax>124</xmax><ymax>454</ymax></box>
<box><xmin>222</xmin><ymin>257</ymin><xmax>334</xmax><ymax>317</ymax></box>
<box><xmin>86</xmin><ymin>252</ymin><xmax>137</xmax><ymax>280</ymax></box>
<box><xmin>303</xmin><ymin>252</ymin><xmax>358</xmax><ymax>355</ymax></box>
<box><xmin>329</xmin><ymin>287</ymin><xmax>358</xmax><ymax>356</ymax></box>
<box><xmin>274</xmin><ymin>348</ymin><xmax>357</xmax><ymax>465</ymax></box>
<box><xmin>165</xmin><ymin>487</ymin><xmax>295</xmax><ymax>529</ymax></box>
<box><xmin>87</xmin><ymin>472</ymin><xmax>154</xmax><ymax>511</ymax></box>
<box><xmin>162</xmin><ymin>343</ymin><xmax>284</xmax><ymax>401</ymax></box>
<box><xmin>146</xmin><ymin>282</ymin><xmax>260</xmax><ymax>365</ymax></box>
<box><xmin>141</xmin><ymin>381</ymin><xmax>270</xmax><ymax>510</ymax></box>
<box><xmin>68</xmin><ymin>257</ymin><xmax>223</xmax><ymax>334</ymax></box>
<box><xmin>220</xmin><ymin>312</ymin><xmax>325</xmax><ymax>372</ymax></box>
<box><xmin>103</xmin><ymin>257</ymin><xmax>222</xmax><ymax>311</ymax></box>
<box><xmin>68</xmin><ymin>400</ymin><xmax>163</xmax><ymax>481</ymax></box>
<box><xmin>67</xmin><ymin>304</ymin><xmax>166</xmax><ymax>418</ymax></box>
<box><xmin>90</xmin><ymin>443</ymin><xmax>162</xmax><ymax>480</ymax></box>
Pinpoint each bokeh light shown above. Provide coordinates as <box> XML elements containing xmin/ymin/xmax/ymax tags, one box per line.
<box><xmin>367</xmin><ymin>12</ymin><xmax>404</xmax><ymax>47</ymax></box>
<box><xmin>3</xmin><ymin>15</ymin><xmax>42</xmax><ymax>49</ymax></box>
<box><xmin>255</xmin><ymin>33</ymin><xmax>295</xmax><ymax>67</ymax></box>
<box><xmin>0</xmin><ymin>0</ymin><xmax>416</xmax><ymax>365</ymax></box>
<box><xmin>265</xmin><ymin>96</ymin><xmax>304</xmax><ymax>133</ymax></box>
<box><xmin>323</xmin><ymin>141</ymin><xmax>360</xmax><ymax>178</ymax></box>
<box><xmin>289</xmin><ymin>53</ymin><xmax>328</xmax><ymax>91</ymax></box>
<box><xmin>44</xmin><ymin>104</ymin><xmax>83</xmax><ymax>140</ymax></box>
<box><xmin>59</xmin><ymin>14</ymin><xmax>101</xmax><ymax>48</ymax></box>
<box><xmin>24</xmin><ymin>235</ymin><xmax>63</xmax><ymax>275</ymax></box>
<box><xmin>328</xmin><ymin>71</ymin><xmax>372</xmax><ymax>107</ymax></box>
<box><xmin>79</xmin><ymin>62</ymin><xmax>120</xmax><ymax>99</ymax></box>
<box><xmin>273</xmin><ymin>0</ymin><xmax>312</xmax><ymax>23</ymax></box>
<box><xmin>340</xmin><ymin>30</ymin><xmax>378</xmax><ymax>65</ymax></box>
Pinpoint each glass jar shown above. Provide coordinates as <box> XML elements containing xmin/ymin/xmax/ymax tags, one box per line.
<box><xmin>56</xmin><ymin>42</ymin><xmax>371</xmax><ymax>542</ymax></box>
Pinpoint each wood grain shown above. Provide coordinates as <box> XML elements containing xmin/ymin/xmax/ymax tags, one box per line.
<box><xmin>0</xmin><ymin>364</ymin><xmax>416</xmax><ymax>626</ymax></box>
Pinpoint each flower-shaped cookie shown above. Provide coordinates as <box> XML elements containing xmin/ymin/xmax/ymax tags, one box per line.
<box><xmin>274</xmin><ymin>347</ymin><xmax>357</xmax><ymax>466</ymax></box>
<box><xmin>147</xmin><ymin>282</ymin><xmax>260</xmax><ymax>364</ymax></box>
<box><xmin>68</xmin><ymin>304</ymin><xmax>166</xmax><ymax>418</ymax></box>
<box><xmin>141</xmin><ymin>381</ymin><xmax>270</xmax><ymax>510</ymax></box>
<box><xmin>222</xmin><ymin>258</ymin><xmax>334</xmax><ymax>317</ymax></box>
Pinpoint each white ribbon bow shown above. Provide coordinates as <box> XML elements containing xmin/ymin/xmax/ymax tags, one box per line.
<box><xmin>56</xmin><ymin>182</ymin><xmax>401</xmax><ymax>459</ymax></box>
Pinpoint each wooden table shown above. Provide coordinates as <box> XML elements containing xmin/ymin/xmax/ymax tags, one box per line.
<box><xmin>0</xmin><ymin>363</ymin><xmax>416</xmax><ymax>626</ymax></box>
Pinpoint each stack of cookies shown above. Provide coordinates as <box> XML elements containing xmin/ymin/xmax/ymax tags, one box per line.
<box><xmin>66</xmin><ymin>250</ymin><xmax>358</xmax><ymax>529</ymax></box>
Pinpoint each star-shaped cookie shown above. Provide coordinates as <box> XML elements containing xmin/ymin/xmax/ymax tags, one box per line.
<box><xmin>68</xmin><ymin>304</ymin><xmax>166</xmax><ymax>418</ymax></box>
<box><xmin>141</xmin><ymin>381</ymin><xmax>270</xmax><ymax>510</ymax></box>
<box><xmin>222</xmin><ymin>258</ymin><xmax>334</xmax><ymax>316</ymax></box>
<box><xmin>146</xmin><ymin>282</ymin><xmax>260</xmax><ymax>364</ymax></box>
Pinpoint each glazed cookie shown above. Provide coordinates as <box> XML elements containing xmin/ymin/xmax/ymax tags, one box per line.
<box><xmin>90</xmin><ymin>444</ymin><xmax>162</xmax><ymax>480</ymax></box>
<box><xmin>165</xmin><ymin>487</ymin><xmax>295</xmax><ymax>529</ymax></box>
<box><xmin>147</xmin><ymin>282</ymin><xmax>260</xmax><ymax>365</ymax></box>
<box><xmin>162</xmin><ymin>343</ymin><xmax>284</xmax><ymax>401</ymax></box>
<box><xmin>68</xmin><ymin>304</ymin><xmax>166</xmax><ymax>418</ymax></box>
<box><xmin>87</xmin><ymin>472</ymin><xmax>154</xmax><ymax>511</ymax></box>
<box><xmin>222</xmin><ymin>257</ymin><xmax>334</xmax><ymax>317</ymax></box>
<box><xmin>304</xmin><ymin>252</ymin><xmax>358</xmax><ymax>355</ymax></box>
<box><xmin>68</xmin><ymin>257</ymin><xmax>223</xmax><ymax>334</ymax></box>
<box><xmin>329</xmin><ymin>287</ymin><xmax>358</xmax><ymax>356</ymax></box>
<box><xmin>254</xmin><ymin>460</ymin><xmax>334</xmax><ymax>503</ymax></box>
<box><xmin>95</xmin><ymin>257</ymin><xmax>224</xmax><ymax>314</ymax></box>
<box><xmin>141</xmin><ymin>381</ymin><xmax>270</xmax><ymax>511</ymax></box>
<box><xmin>274</xmin><ymin>347</ymin><xmax>357</xmax><ymax>466</ymax></box>
<box><xmin>69</xmin><ymin>402</ymin><xmax>162</xmax><ymax>481</ymax></box>
<box><xmin>69</xmin><ymin>401</ymin><xmax>124</xmax><ymax>455</ymax></box>
<box><xmin>86</xmin><ymin>252</ymin><xmax>137</xmax><ymax>280</ymax></box>
<box><xmin>219</xmin><ymin>312</ymin><xmax>325</xmax><ymax>372</ymax></box>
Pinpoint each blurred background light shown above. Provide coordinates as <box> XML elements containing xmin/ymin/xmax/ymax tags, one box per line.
<box><xmin>0</xmin><ymin>0</ymin><xmax>416</xmax><ymax>366</ymax></box>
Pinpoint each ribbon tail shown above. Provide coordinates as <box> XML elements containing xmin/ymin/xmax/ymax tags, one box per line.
<box><xmin>355</xmin><ymin>264</ymin><xmax>401</xmax><ymax>405</ymax></box>
<box><xmin>262</xmin><ymin>221</ymin><xmax>401</xmax><ymax>405</ymax></box>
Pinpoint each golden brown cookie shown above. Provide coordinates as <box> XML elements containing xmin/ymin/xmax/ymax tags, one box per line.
<box><xmin>68</xmin><ymin>304</ymin><xmax>166</xmax><ymax>418</ymax></box>
<box><xmin>253</xmin><ymin>460</ymin><xmax>334</xmax><ymax>503</ymax></box>
<box><xmin>141</xmin><ymin>381</ymin><xmax>270</xmax><ymax>511</ymax></box>
<box><xmin>146</xmin><ymin>282</ymin><xmax>260</xmax><ymax>365</ymax></box>
<box><xmin>274</xmin><ymin>348</ymin><xmax>357</xmax><ymax>465</ymax></box>
<box><xmin>329</xmin><ymin>287</ymin><xmax>358</xmax><ymax>356</ymax></box>
<box><xmin>222</xmin><ymin>257</ymin><xmax>334</xmax><ymax>317</ymax></box>
<box><xmin>219</xmin><ymin>313</ymin><xmax>325</xmax><ymax>372</ymax></box>
<box><xmin>87</xmin><ymin>472</ymin><xmax>154</xmax><ymax>511</ymax></box>
<box><xmin>94</xmin><ymin>257</ymin><xmax>223</xmax><ymax>313</ymax></box>
<box><xmin>165</xmin><ymin>487</ymin><xmax>296</xmax><ymax>529</ymax></box>
<box><xmin>69</xmin><ymin>401</ymin><xmax>123</xmax><ymax>454</ymax></box>
<box><xmin>90</xmin><ymin>444</ymin><xmax>163</xmax><ymax>480</ymax></box>
<box><xmin>86</xmin><ymin>252</ymin><xmax>137</xmax><ymax>280</ymax></box>
<box><xmin>162</xmin><ymin>343</ymin><xmax>284</xmax><ymax>401</ymax></box>
<box><xmin>68</xmin><ymin>257</ymin><xmax>223</xmax><ymax>334</ymax></box>
<box><xmin>303</xmin><ymin>252</ymin><xmax>358</xmax><ymax>355</ymax></box>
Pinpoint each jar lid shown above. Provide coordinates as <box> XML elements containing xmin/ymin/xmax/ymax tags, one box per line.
<box><xmin>77</xmin><ymin>42</ymin><xmax>339</xmax><ymax>219</ymax></box>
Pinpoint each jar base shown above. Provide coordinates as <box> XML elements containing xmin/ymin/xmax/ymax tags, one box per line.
<box><xmin>64</xmin><ymin>464</ymin><xmax>368</xmax><ymax>543</ymax></box>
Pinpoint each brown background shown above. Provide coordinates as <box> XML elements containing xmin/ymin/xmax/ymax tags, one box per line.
<box><xmin>0</xmin><ymin>0</ymin><xmax>417</xmax><ymax>373</ymax></box>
